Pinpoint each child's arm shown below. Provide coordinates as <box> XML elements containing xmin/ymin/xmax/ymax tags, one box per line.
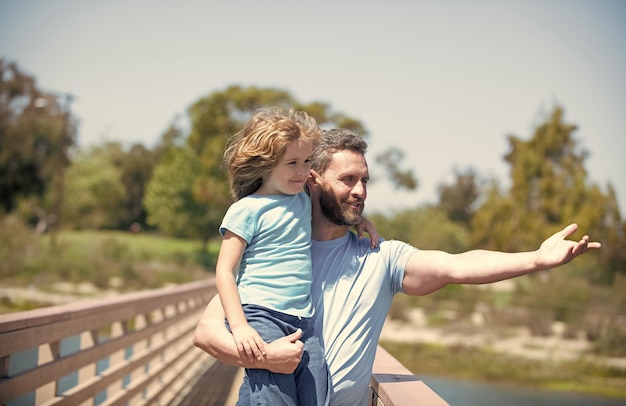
<box><xmin>354</xmin><ymin>216</ymin><xmax>379</xmax><ymax>249</ymax></box>
<box><xmin>215</xmin><ymin>231</ymin><xmax>266</xmax><ymax>359</ymax></box>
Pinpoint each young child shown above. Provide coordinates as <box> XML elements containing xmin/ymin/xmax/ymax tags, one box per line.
<box><xmin>216</xmin><ymin>107</ymin><xmax>328</xmax><ymax>405</ymax></box>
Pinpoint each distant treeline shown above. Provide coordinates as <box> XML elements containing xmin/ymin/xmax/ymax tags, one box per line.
<box><xmin>1</xmin><ymin>58</ymin><xmax>624</xmax><ymax>285</ymax></box>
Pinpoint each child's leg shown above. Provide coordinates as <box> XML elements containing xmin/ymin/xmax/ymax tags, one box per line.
<box><xmin>243</xmin><ymin>305</ymin><xmax>299</xmax><ymax>406</ymax></box>
<box><xmin>294</xmin><ymin>324</ymin><xmax>330</xmax><ymax>406</ymax></box>
<box><xmin>235</xmin><ymin>374</ymin><xmax>250</xmax><ymax>406</ymax></box>
<box><xmin>246</xmin><ymin>368</ymin><xmax>297</xmax><ymax>405</ymax></box>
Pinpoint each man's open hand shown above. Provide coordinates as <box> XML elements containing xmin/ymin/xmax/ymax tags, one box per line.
<box><xmin>536</xmin><ymin>223</ymin><xmax>601</xmax><ymax>269</ymax></box>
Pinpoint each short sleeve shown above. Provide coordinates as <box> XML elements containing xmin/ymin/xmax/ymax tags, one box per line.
<box><xmin>219</xmin><ymin>201</ymin><xmax>256</xmax><ymax>243</ymax></box>
<box><xmin>386</xmin><ymin>239</ymin><xmax>418</xmax><ymax>294</ymax></box>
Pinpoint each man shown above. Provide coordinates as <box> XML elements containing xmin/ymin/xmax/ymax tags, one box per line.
<box><xmin>193</xmin><ymin>128</ymin><xmax>600</xmax><ymax>405</ymax></box>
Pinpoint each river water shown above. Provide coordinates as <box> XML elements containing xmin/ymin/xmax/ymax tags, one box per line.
<box><xmin>418</xmin><ymin>375</ymin><xmax>626</xmax><ymax>405</ymax></box>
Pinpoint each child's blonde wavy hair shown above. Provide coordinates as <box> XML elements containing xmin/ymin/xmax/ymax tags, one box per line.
<box><xmin>223</xmin><ymin>107</ymin><xmax>321</xmax><ymax>200</ymax></box>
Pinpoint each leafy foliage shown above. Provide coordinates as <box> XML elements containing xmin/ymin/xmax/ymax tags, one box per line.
<box><xmin>4</xmin><ymin>60</ymin><xmax>623</xmax><ymax>341</ymax></box>
<box><xmin>369</xmin><ymin>206</ymin><xmax>470</xmax><ymax>253</ymax></box>
<box><xmin>63</xmin><ymin>146</ymin><xmax>127</xmax><ymax>230</ymax></box>
<box><xmin>0</xmin><ymin>59</ymin><xmax>76</xmax><ymax>226</ymax></box>
<box><xmin>470</xmin><ymin>106</ymin><xmax>625</xmax><ymax>282</ymax></box>
<box><xmin>437</xmin><ymin>168</ymin><xmax>481</xmax><ymax>227</ymax></box>
<box><xmin>145</xmin><ymin>145</ymin><xmax>208</xmax><ymax>240</ymax></box>
<box><xmin>104</xmin><ymin>141</ymin><xmax>161</xmax><ymax>229</ymax></box>
<box><xmin>376</xmin><ymin>147</ymin><xmax>418</xmax><ymax>191</ymax></box>
<box><xmin>146</xmin><ymin>85</ymin><xmax>394</xmax><ymax>245</ymax></box>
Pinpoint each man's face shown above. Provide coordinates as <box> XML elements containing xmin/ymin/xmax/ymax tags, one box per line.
<box><xmin>315</xmin><ymin>150</ymin><xmax>369</xmax><ymax>226</ymax></box>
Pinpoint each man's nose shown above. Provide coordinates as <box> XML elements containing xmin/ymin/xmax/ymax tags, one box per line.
<box><xmin>352</xmin><ymin>181</ymin><xmax>366</xmax><ymax>198</ymax></box>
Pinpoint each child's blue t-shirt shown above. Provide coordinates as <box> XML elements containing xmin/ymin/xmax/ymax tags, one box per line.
<box><xmin>219</xmin><ymin>192</ymin><xmax>313</xmax><ymax>317</ymax></box>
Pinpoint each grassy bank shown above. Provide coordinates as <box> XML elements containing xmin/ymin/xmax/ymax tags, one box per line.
<box><xmin>1</xmin><ymin>229</ymin><xmax>220</xmax><ymax>312</ymax></box>
<box><xmin>380</xmin><ymin>340</ymin><xmax>626</xmax><ymax>400</ymax></box>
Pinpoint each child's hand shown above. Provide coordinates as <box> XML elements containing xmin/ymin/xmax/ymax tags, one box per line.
<box><xmin>232</xmin><ymin>324</ymin><xmax>267</xmax><ymax>360</ymax></box>
<box><xmin>355</xmin><ymin>216</ymin><xmax>379</xmax><ymax>249</ymax></box>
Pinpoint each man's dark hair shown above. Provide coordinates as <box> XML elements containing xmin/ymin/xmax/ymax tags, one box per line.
<box><xmin>311</xmin><ymin>129</ymin><xmax>368</xmax><ymax>174</ymax></box>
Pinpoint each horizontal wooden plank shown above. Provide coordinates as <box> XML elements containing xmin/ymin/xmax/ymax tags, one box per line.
<box><xmin>0</xmin><ymin>282</ymin><xmax>215</xmax><ymax>356</ymax></box>
<box><xmin>0</xmin><ymin>280</ymin><xmax>215</xmax><ymax>334</ymax></box>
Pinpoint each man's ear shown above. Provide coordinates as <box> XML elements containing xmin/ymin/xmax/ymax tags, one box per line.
<box><xmin>306</xmin><ymin>170</ymin><xmax>320</xmax><ymax>190</ymax></box>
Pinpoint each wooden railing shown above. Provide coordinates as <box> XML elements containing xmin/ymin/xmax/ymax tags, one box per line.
<box><xmin>0</xmin><ymin>280</ymin><xmax>448</xmax><ymax>405</ymax></box>
<box><xmin>369</xmin><ymin>346</ymin><xmax>448</xmax><ymax>405</ymax></box>
<box><xmin>0</xmin><ymin>280</ymin><xmax>216</xmax><ymax>406</ymax></box>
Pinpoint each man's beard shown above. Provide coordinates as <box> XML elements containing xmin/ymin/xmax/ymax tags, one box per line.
<box><xmin>318</xmin><ymin>183</ymin><xmax>363</xmax><ymax>226</ymax></box>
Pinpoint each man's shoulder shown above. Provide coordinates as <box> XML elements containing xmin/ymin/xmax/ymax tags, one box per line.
<box><xmin>348</xmin><ymin>233</ymin><xmax>416</xmax><ymax>255</ymax></box>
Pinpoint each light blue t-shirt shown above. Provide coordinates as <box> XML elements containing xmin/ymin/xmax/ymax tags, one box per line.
<box><xmin>219</xmin><ymin>192</ymin><xmax>313</xmax><ymax>317</ymax></box>
<box><xmin>310</xmin><ymin>232</ymin><xmax>417</xmax><ymax>406</ymax></box>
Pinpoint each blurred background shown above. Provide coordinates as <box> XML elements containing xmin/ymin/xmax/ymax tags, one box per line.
<box><xmin>1</xmin><ymin>1</ymin><xmax>625</xmax><ymax>404</ymax></box>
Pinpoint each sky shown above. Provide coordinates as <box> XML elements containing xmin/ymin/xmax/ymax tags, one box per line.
<box><xmin>1</xmin><ymin>0</ymin><xmax>625</xmax><ymax>216</ymax></box>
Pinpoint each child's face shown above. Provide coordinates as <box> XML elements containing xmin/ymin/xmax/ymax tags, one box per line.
<box><xmin>257</xmin><ymin>140</ymin><xmax>313</xmax><ymax>196</ymax></box>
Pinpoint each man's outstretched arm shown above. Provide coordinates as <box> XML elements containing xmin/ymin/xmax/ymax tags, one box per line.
<box><xmin>402</xmin><ymin>223</ymin><xmax>601</xmax><ymax>296</ymax></box>
<box><xmin>192</xmin><ymin>294</ymin><xmax>304</xmax><ymax>374</ymax></box>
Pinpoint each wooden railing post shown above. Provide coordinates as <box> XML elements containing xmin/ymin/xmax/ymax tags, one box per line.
<box><xmin>369</xmin><ymin>346</ymin><xmax>449</xmax><ymax>406</ymax></box>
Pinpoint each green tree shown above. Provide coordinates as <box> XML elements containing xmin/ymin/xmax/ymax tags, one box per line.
<box><xmin>370</xmin><ymin>206</ymin><xmax>470</xmax><ymax>253</ymax></box>
<box><xmin>0</xmin><ymin>59</ymin><xmax>77</xmax><ymax>238</ymax></box>
<box><xmin>144</xmin><ymin>144</ymin><xmax>209</xmax><ymax>240</ymax></box>
<box><xmin>110</xmin><ymin>123</ymin><xmax>185</xmax><ymax>231</ymax></box>
<box><xmin>63</xmin><ymin>146</ymin><xmax>127</xmax><ymax>230</ymax></box>
<box><xmin>104</xmin><ymin>142</ymin><xmax>160</xmax><ymax>230</ymax></box>
<box><xmin>146</xmin><ymin>85</ymin><xmax>418</xmax><ymax>248</ymax></box>
<box><xmin>471</xmin><ymin>106</ymin><xmax>624</xmax><ymax>282</ymax></box>
<box><xmin>437</xmin><ymin>168</ymin><xmax>480</xmax><ymax>227</ymax></box>
<box><xmin>376</xmin><ymin>147</ymin><xmax>418</xmax><ymax>190</ymax></box>
<box><xmin>185</xmin><ymin>85</ymin><xmax>375</xmax><ymax>228</ymax></box>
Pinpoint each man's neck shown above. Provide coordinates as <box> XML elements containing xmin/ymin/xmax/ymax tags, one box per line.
<box><xmin>311</xmin><ymin>215</ymin><xmax>350</xmax><ymax>242</ymax></box>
